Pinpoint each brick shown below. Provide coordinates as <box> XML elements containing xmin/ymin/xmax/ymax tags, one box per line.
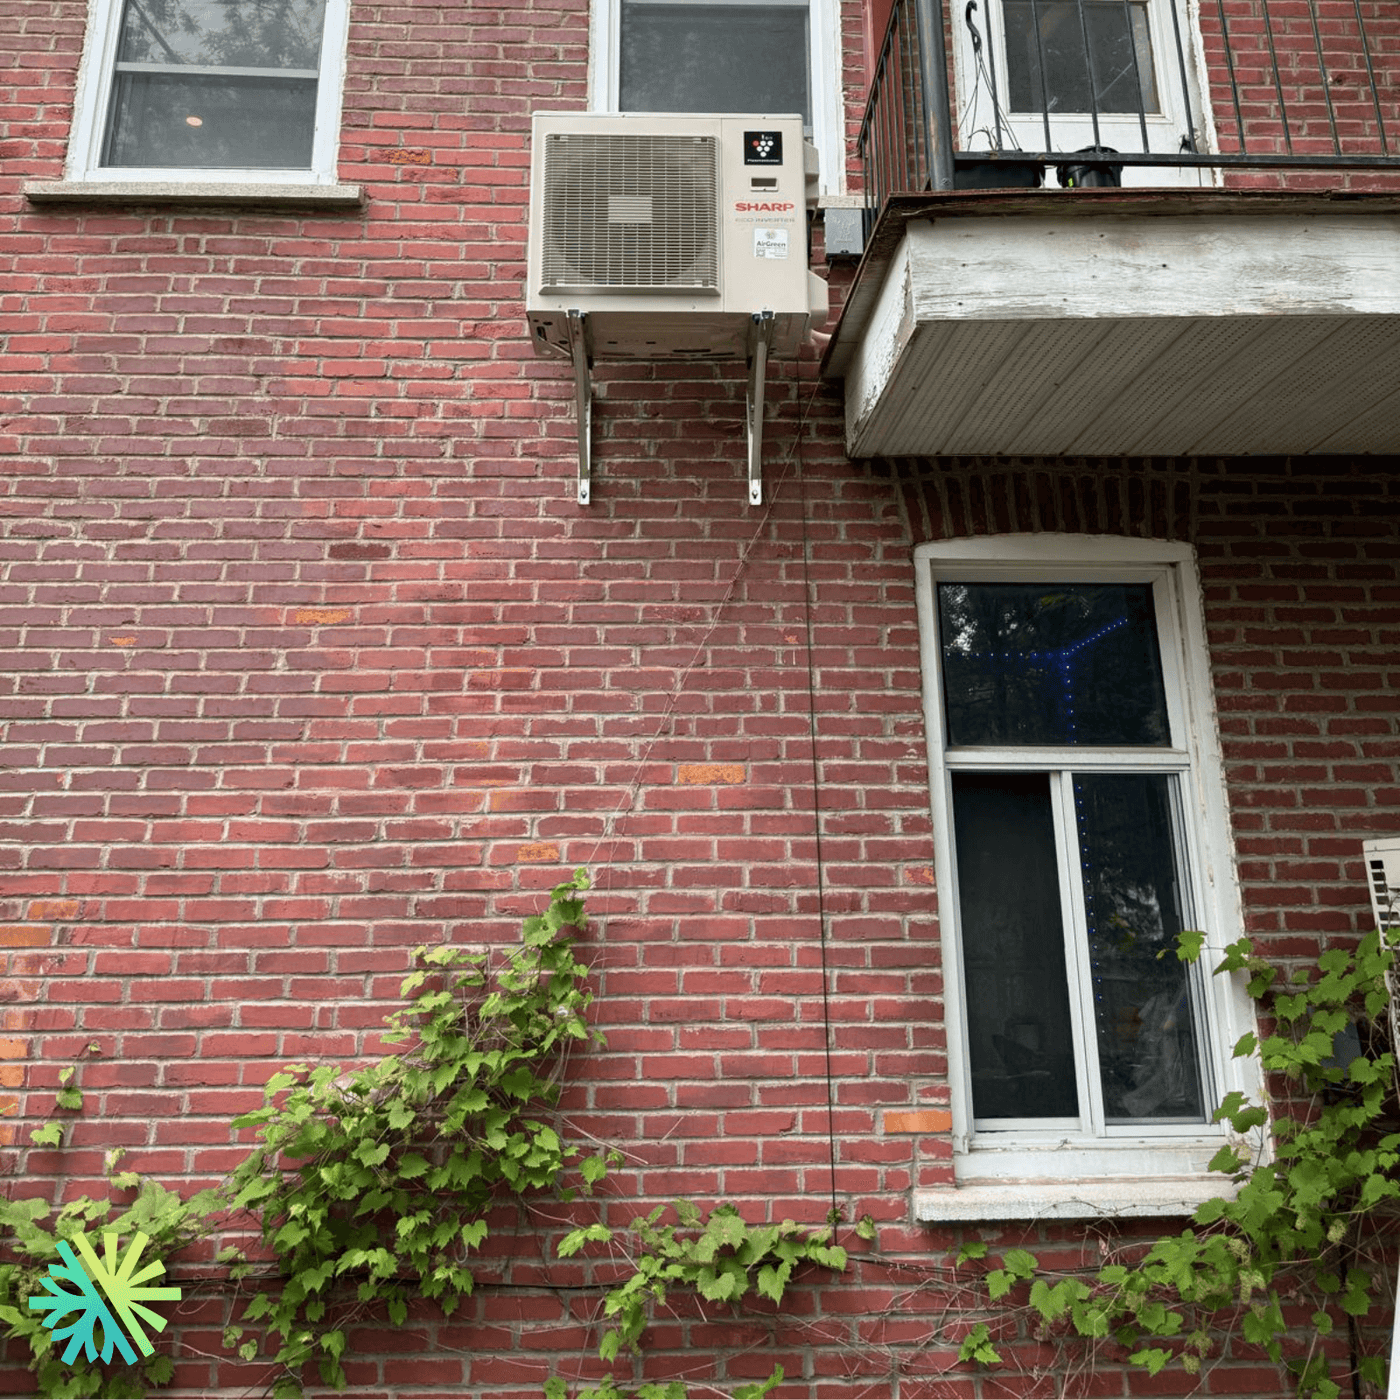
<box><xmin>676</xmin><ymin>763</ymin><xmax>747</xmax><ymax>785</ymax></box>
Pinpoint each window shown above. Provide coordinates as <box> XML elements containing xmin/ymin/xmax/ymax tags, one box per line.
<box><xmin>589</xmin><ymin>0</ymin><xmax>843</xmax><ymax>193</ymax></box>
<box><xmin>914</xmin><ymin>537</ymin><xmax>1261</xmax><ymax>1221</ymax></box>
<box><xmin>64</xmin><ymin>0</ymin><xmax>350</xmax><ymax>186</ymax></box>
<box><xmin>1001</xmin><ymin>0</ymin><xmax>1159</xmax><ymax>115</ymax></box>
<box><xmin>952</xmin><ymin>0</ymin><xmax>1205</xmax><ymax>187</ymax></box>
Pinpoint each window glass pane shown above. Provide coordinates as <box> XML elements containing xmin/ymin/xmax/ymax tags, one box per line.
<box><xmin>620</xmin><ymin>3</ymin><xmax>810</xmax><ymax>123</ymax></box>
<box><xmin>937</xmin><ymin>582</ymin><xmax>1171</xmax><ymax>747</ymax></box>
<box><xmin>1002</xmin><ymin>0</ymin><xmax>1158</xmax><ymax>114</ymax></box>
<box><xmin>953</xmin><ymin>773</ymin><xmax>1080</xmax><ymax>1122</ymax></box>
<box><xmin>104</xmin><ymin>73</ymin><xmax>317</xmax><ymax>167</ymax></box>
<box><xmin>1074</xmin><ymin>773</ymin><xmax>1204</xmax><ymax>1122</ymax></box>
<box><xmin>115</xmin><ymin>0</ymin><xmax>326</xmax><ymax>69</ymax></box>
<box><xmin>103</xmin><ymin>0</ymin><xmax>326</xmax><ymax>169</ymax></box>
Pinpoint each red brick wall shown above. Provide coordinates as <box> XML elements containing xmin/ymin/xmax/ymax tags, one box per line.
<box><xmin>3</xmin><ymin>0</ymin><xmax>1400</xmax><ymax>1396</ymax></box>
<box><xmin>1197</xmin><ymin>0</ymin><xmax>1400</xmax><ymax>190</ymax></box>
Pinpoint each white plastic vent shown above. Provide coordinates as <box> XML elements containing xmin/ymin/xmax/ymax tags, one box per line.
<box><xmin>540</xmin><ymin>132</ymin><xmax>719</xmax><ymax>294</ymax></box>
<box><xmin>1364</xmin><ymin>836</ymin><xmax>1400</xmax><ymax>934</ymax></box>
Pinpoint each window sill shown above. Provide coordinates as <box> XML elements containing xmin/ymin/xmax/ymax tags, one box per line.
<box><xmin>914</xmin><ymin>1176</ymin><xmax>1237</xmax><ymax>1223</ymax></box>
<box><xmin>23</xmin><ymin>180</ymin><xmax>364</xmax><ymax>209</ymax></box>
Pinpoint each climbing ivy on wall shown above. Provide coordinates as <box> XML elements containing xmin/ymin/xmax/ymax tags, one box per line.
<box><xmin>5</xmin><ymin>872</ymin><xmax>1399</xmax><ymax>1397</ymax></box>
<box><xmin>955</xmin><ymin>928</ymin><xmax>1400</xmax><ymax>1398</ymax></box>
<box><xmin>0</xmin><ymin>871</ymin><xmax>851</xmax><ymax>1399</ymax></box>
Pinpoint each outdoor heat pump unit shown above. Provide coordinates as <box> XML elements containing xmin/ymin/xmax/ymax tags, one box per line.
<box><xmin>525</xmin><ymin>111</ymin><xmax>827</xmax><ymax>505</ymax></box>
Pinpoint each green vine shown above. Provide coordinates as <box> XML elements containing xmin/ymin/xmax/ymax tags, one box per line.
<box><xmin>959</xmin><ymin>927</ymin><xmax>1400</xmax><ymax>1398</ymax></box>
<box><xmin>0</xmin><ymin>1171</ymin><xmax>224</xmax><ymax>1400</ymax></box>
<box><xmin>547</xmin><ymin>1200</ymin><xmax>852</xmax><ymax>1399</ymax></box>
<box><xmin>225</xmin><ymin>868</ymin><xmax>611</xmax><ymax>1395</ymax></box>
<box><xmin>11</xmin><ymin>881</ymin><xmax>1395</xmax><ymax>1398</ymax></box>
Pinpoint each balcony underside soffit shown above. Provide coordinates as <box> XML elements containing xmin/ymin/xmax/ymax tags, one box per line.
<box><xmin>822</xmin><ymin>190</ymin><xmax>1400</xmax><ymax>460</ymax></box>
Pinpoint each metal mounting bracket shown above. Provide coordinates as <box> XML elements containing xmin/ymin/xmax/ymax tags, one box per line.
<box><xmin>567</xmin><ymin>308</ymin><xmax>776</xmax><ymax>508</ymax></box>
<box><xmin>566</xmin><ymin>309</ymin><xmax>592</xmax><ymax>505</ymax></box>
<box><xmin>745</xmin><ymin>310</ymin><xmax>776</xmax><ymax>507</ymax></box>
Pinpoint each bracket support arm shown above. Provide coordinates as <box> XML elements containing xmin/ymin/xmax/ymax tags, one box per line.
<box><xmin>745</xmin><ymin>310</ymin><xmax>776</xmax><ymax>507</ymax></box>
<box><xmin>566</xmin><ymin>309</ymin><xmax>592</xmax><ymax>505</ymax></box>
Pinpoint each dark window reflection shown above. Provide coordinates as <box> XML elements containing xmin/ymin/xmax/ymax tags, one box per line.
<box><xmin>953</xmin><ymin>773</ymin><xmax>1080</xmax><ymax>1121</ymax></box>
<box><xmin>938</xmin><ymin>582</ymin><xmax>1170</xmax><ymax>747</ymax></box>
<box><xmin>1074</xmin><ymin>773</ymin><xmax>1204</xmax><ymax>1122</ymax></box>
<box><xmin>105</xmin><ymin>73</ymin><xmax>317</xmax><ymax>168</ymax></box>
<box><xmin>620</xmin><ymin>3</ymin><xmax>810</xmax><ymax>123</ymax></box>
<box><xmin>1002</xmin><ymin>0</ymin><xmax>1158</xmax><ymax>114</ymax></box>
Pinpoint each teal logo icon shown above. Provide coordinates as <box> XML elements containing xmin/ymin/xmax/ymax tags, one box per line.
<box><xmin>28</xmin><ymin>1231</ymin><xmax>181</xmax><ymax>1365</ymax></box>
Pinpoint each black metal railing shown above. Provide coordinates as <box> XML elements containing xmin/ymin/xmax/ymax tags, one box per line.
<box><xmin>859</xmin><ymin>0</ymin><xmax>1400</xmax><ymax>217</ymax></box>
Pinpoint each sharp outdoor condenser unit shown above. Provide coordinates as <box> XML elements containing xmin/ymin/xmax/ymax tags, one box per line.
<box><xmin>524</xmin><ymin>112</ymin><xmax>828</xmax><ymax>504</ymax></box>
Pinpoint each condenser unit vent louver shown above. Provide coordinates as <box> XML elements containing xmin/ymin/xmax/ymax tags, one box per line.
<box><xmin>540</xmin><ymin>132</ymin><xmax>720</xmax><ymax>294</ymax></box>
<box><xmin>1364</xmin><ymin>837</ymin><xmax>1400</xmax><ymax>934</ymax></box>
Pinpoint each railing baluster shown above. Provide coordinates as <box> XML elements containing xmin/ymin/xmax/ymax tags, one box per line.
<box><xmin>1216</xmin><ymin>0</ymin><xmax>1246</xmax><ymax>152</ymax></box>
<box><xmin>979</xmin><ymin>0</ymin><xmax>1011</xmax><ymax>151</ymax></box>
<box><xmin>1260</xmin><ymin>0</ymin><xmax>1295</xmax><ymax>155</ymax></box>
<box><xmin>1073</xmin><ymin>0</ymin><xmax>1106</xmax><ymax>149</ymax></box>
<box><xmin>1350</xmin><ymin>0</ymin><xmax>1390</xmax><ymax>155</ymax></box>
<box><xmin>1121</xmin><ymin>0</ymin><xmax>1152</xmax><ymax>151</ymax></box>
<box><xmin>1306</xmin><ymin>0</ymin><xmax>1342</xmax><ymax>154</ymax></box>
<box><xmin>904</xmin><ymin>0</ymin><xmax>925</xmax><ymax>188</ymax></box>
<box><xmin>1026</xmin><ymin>0</ymin><xmax>1053</xmax><ymax>149</ymax></box>
<box><xmin>914</xmin><ymin>0</ymin><xmax>933</xmax><ymax>185</ymax></box>
<box><xmin>1166</xmin><ymin>0</ymin><xmax>1197</xmax><ymax>151</ymax></box>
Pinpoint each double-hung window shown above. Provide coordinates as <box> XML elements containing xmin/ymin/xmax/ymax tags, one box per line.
<box><xmin>915</xmin><ymin>537</ymin><xmax>1260</xmax><ymax>1220</ymax></box>
<box><xmin>62</xmin><ymin>0</ymin><xmax>351</xmax><ymax>187</ymax></box>
<box><xmin>588</xmin><ymin>0</ymin><xmax>844</xmax><ymax>193</ymax></box>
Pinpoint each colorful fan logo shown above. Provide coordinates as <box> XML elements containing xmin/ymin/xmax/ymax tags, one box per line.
<box><xmin>28</xmin><ymin>1231</ymin><xmax>181</xmax><ymax>1366</ymax></box>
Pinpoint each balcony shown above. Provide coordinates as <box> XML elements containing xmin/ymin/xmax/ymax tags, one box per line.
<box><xmin>822</xmin><ymin>0</ymin><xmax>1400</xmax><ymax>459</ymax></box>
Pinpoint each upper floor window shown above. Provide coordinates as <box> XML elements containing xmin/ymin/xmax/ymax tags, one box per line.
<box><xmin>914</xmin><ymin>537</ymin><xmax>1261</xmax><ymax>1220</ymax></box>
<box><xmin>952</xmin><ymin>0</ymin><xmax>1205</xmax><ymax>187</ymax></box>
<box><xmin>589</xmin><ymin>0</ymin><xmax>844</xmax><ymax>193</ymax></box>
<box><xmin>66</xmin><ymin>0</ymin><xmax>350</xmax><ymax>185</ymax></box>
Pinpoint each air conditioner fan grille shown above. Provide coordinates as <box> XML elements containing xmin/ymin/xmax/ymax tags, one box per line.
<box><xmin>541</xmin><ymin>133</ymin><xmax>719</xmax><ymax>292</ymax></box>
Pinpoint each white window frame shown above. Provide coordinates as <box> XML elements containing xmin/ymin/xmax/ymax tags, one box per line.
<box><xmin>913</xmin><ymin>535</ymin><xmax>1264</xmax><ymax>1221</ymax></box>
<box><xmin>63</xmin><ymin>0</ymin><xmax>352</xmax><ymax>187</ymax></box>
<box><xmin>587</xmin><ymin>0</ymin><xmax>845</xmax><ymax>194</ymax></box>
<box><xmin>950</xmin><ymin>0</ymin><xmax>1215</xmax><ymax>188</ymax></box>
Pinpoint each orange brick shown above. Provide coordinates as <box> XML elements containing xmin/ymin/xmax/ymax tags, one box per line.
<box><xmin>0</xmin><ymin>1038</ymin><xmax>26</xmax><ymax>1059</ymax></box>
<box><xmin>0</xmin><ymin>927</ymin><xmax>50</xmax><ymax>948</ymax></box>
<box><xmin>904</xmin><ymin>866</ymin><xmax>936</xmax><ymax>885</ymax></box>
<box><xmin>26</xmin><ymin>901</ymin><xmax>77</xmax><ymax>920</ymax></box>
<box><xmin>294</xmin><ymin>607</ymin><xmax>351</xmax><ymax>624</ymax></box>
<box><xmin>0</xmin><ymin>1065</ymin><xmax>21</xmax><ymax>1089</ymax></box>
<box><xmin>677</xmin><ymin>764</ymin><xmax>746</xmax><ymax>785</ymax></box>
<box><xmin>110</xmin><ymin>635</ymin><xmax>136</xmax><ymax>646</ymax></box>
<box><xmin>883</xmin><ymin>1109</ymin><xmax>953</xmax><ymax>1134</ymax></box>
<box><xmin>516</xmin><ymin>842</ymin><xmax>560</xmax><ymax>862</ymax></box>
